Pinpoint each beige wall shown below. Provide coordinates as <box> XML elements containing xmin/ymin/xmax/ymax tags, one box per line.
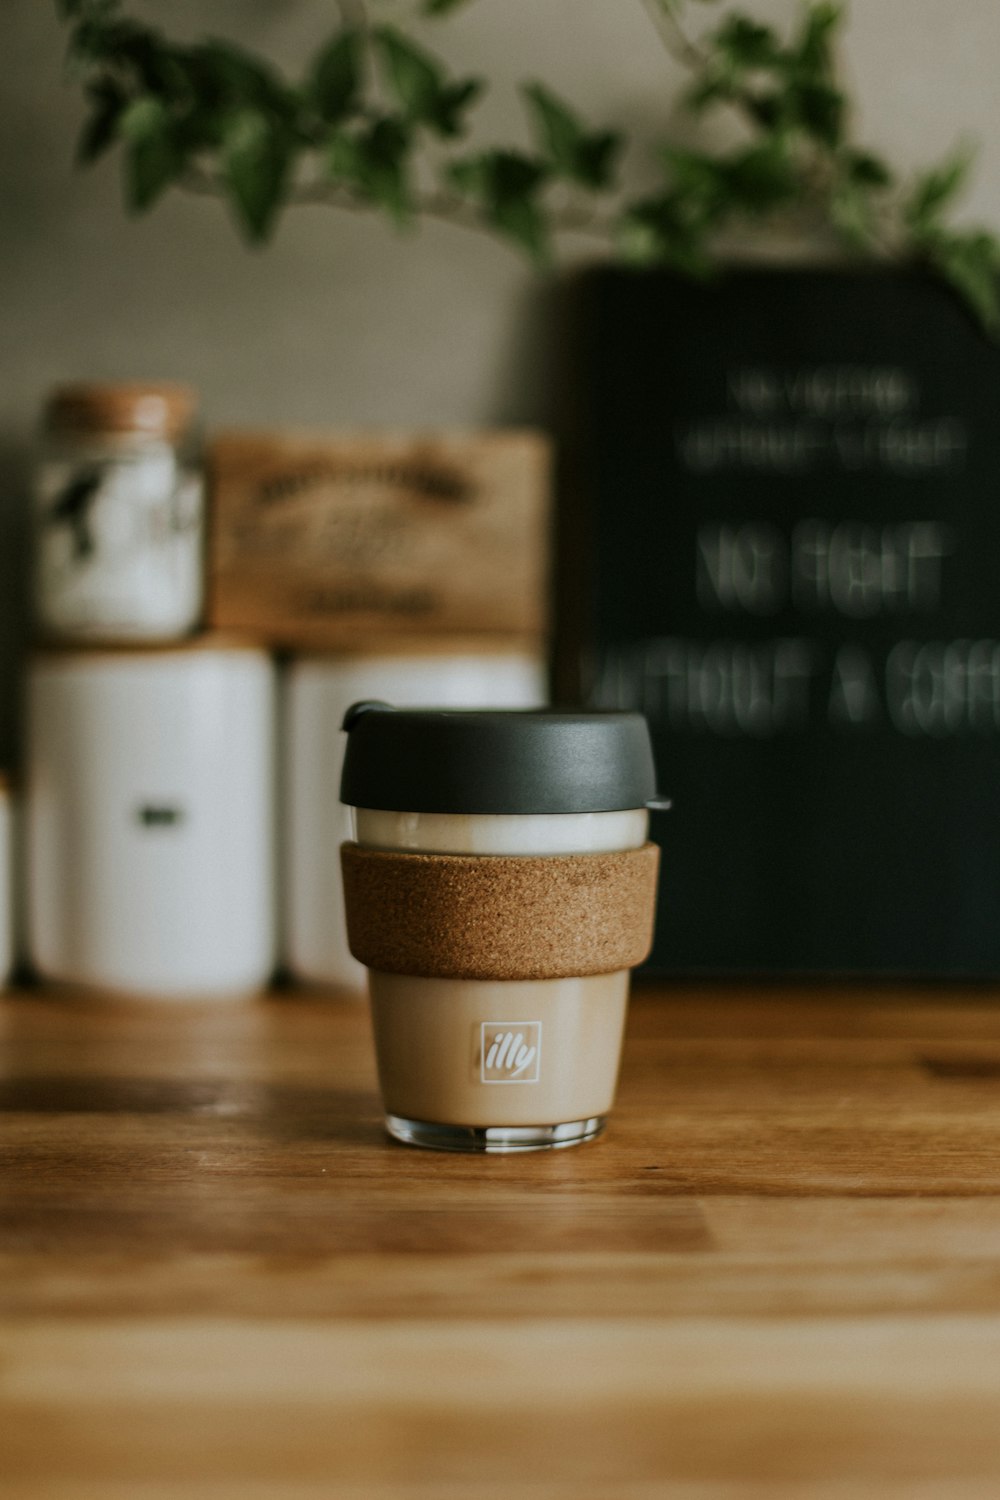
<box><xmin>3</xmin><ymin>0</ymin><xmax>999</xmax><ymax>758</ymax></box>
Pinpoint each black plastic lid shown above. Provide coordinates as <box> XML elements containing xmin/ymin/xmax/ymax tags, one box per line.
<box><xmin>340</xmin><ymin>702</ymin><xmax>664</xmax><ymax>815</ymax></box>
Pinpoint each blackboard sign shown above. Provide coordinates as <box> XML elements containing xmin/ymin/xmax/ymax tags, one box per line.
<box><xmin>571</xmin><ymin>266</ymin><xmax>1000</xmax><ymax>976</ymax></box>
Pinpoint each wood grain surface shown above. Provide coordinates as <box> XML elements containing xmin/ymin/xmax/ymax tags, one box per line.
<box><xmin>3</xmin><ymin>981</ymin><xmax>1000</xmax><ymax>1496</ymax></box>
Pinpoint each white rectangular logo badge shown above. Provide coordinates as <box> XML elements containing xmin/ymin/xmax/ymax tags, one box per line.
<box><xmin>481</xmin><ymin>1022</ymin><xmax>542</xmax><ymax>1083</ymax></box>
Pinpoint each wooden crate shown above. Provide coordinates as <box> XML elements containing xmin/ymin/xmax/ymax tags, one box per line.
<box><xmin>207</xmin><ymin>429</ymin><xmax>550</xmax><ymax>650</ymax></box>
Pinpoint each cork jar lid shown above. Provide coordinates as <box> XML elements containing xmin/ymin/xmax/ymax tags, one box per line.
<box><xmin>340</xmin><ymin>703</ymin><xmax>663</xmax><ymax>815</ymax></box>
<box><xmin>45</xmin><ymin>383</ymin><xmax>198</xmax><ymax>440</ymax></box>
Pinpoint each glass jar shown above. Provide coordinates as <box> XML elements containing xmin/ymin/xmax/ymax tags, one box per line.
<box><xmin>33</xmin><ymin>383</ymin><xmax>204</xmax><ymax>640</ymax></box>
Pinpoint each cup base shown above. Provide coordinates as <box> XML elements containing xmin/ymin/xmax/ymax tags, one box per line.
<box><xmin>384</xmin><ymin>1113</ymin><xmax>606</xmax><ymax>1154</ymax></box>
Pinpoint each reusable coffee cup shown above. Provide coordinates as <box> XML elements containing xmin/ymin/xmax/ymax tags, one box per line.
<box><xmin>340</xmin><ymin>704</ymin><xmax>664</xmax><ymax>1153</ymax></box>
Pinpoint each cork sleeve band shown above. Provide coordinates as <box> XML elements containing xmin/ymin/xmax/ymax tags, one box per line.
<box><xmin>340</xmin><ymin>842</ymin><xmax>660</xmax><ymax>981</ymax></box>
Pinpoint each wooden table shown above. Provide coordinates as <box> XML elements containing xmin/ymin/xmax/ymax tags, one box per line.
<box><xmin>3</xmin><ymin>981</ymin><xmax>1000</xmax><ymax>1497</ymax></box>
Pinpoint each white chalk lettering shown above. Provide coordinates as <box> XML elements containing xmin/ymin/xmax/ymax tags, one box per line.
<box><xmin>597</xmin><ymin>638</ymin><xmax>817</xmax><ymax>737</ymax></box>
<box><xmin>678</xmin><ymin>421</ymin><xmax>825</xmax><ymax>473</ymax></box>
<box><xmin>828</xmin><ymin>645</ymin><xmax>881</xmax><ymax>725</ymax></box>
<box><xmin>728</xmin><ymin>366</ymin><xmax>919</xmax><ymax>418</ymax></box>
<box><xmin>696</xmin><ymin>522</ymin><xmax>785</xmax><ymax>614</ymax></box>
<box><xmin>791</xmin><ymin>521</ymin><xmax>953</xmax><ymax>616</ymax></box>
<box><xmin>886</xmin><ymin>640</ymin><xmax>1000</xmax><ymax>735</ymax></box>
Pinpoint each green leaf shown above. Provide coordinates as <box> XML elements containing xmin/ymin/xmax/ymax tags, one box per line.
<box><xmin>522</xmin><ymin>84</ymin><xmax>581</xmax><ymax>173</ymax></box>
<box><xmin>906</xmin><ymin>144</ymin><xmax>975</xmax><ymax>232</ymax></box>
<box><xmin>745</xmin><ymin>93</ymin><xmax>785</xmax><ymax>130</ymax></box>
<box><xmin>522</xmin><ymin>82</ymin><xmax>620</xmax><ymax>189</ymax></box>
<box><xmin>326</xmin><ymin>126</ymin><xmax>367</xmax><ymax>193</ymax></box>
<box><xmin>617</xmin><ymin>202</ymin><xmax>672</xmax><ymax>266</ymax></box>
<box><xmin>69</xmin><ymin>16</ymin><xmax>152</xmax><ymax>73</ymax></box>
<box><xmin>654</xmin><ymin>140</ymin><xmax>799</xmax><ymax>244</ymax></box>
<box><xmin>448</xmin><ymin>150</ymin><xmax>548</xmax><ymax>203</ymax></box>
<box><xmin>120</xmin><ymin>96</ymin><xmax>180</xmax><ymax>212</ymax></box>
<box><xmin>796</xmin><ymin>2</ymin><xmax>842</xmax><ymax>73</ymax></box>
<box><xmin>376</xmin><ymin>27</ymin><xmax>442</xmax><ymax>120</ymax></box>
<box><xmin>447</xmin><ymin>149</ymin><xmax>551</xmax><ymax>259</ymax></box>
<box><xmin>433</xmin><ymin>79</ymin><xmax>481</xmax><ymax>137</ymax></box>
<box><xmin>617</xmin><ymin>194</ymin><xmax>714</xmax><ymax>276</ymax></box>
<box><xmin>363</xmin><ymin>117</ymin><xmax>412</xmax><ymax>224</ymax></box>
<box><xmin>685</xmin><ymin>74</ymin><xmax>733</xmax><ymax>114</ymax></box>
<box><xmin>191</xmin><ymin>40</ymin><xmax>293</xmax><ymax>116</ymax></box>
<box><xmin>790</xmin><ymin>79</ymin><xmax>844</xmax><ymax>146</ymax></box>
<box><xmin>222</xmin><ymin>107</ymin><xmax>291</xmax><ymax>242</ymax></box>
<box><xmin>446</xmin><ymin>155</ymin><xmax>489</xmax><ymax>198</ymax></box>
<box><xmin>686</xmin><ymin>13</ymin><xmax>783</xmax><ymax>117</ymax></box>
<box><xmin>830</xmin><ymin>178</ymin><xmax>876</xmax><ymax>249</ymax></box>
<box><xmin>579</xmin><ymin>131</ymin><xmax>622</xmax><ymax>189</ymax></box>
<box><xmin>926</xmin><ymin>229</ymin><xmax>1000</xmax><ymax>332</ymax></box>
<box><xmin>724</xmin><ymin>141</ymin><xmax>798</xmax><ymax>212</ymax></box>
<box><xmin>309</xmin><ymin>29</ymin><xmax>363</xmax><ymax>122</ymax></box>
<box><xmin>713</xmin><ymin>16</ymin><xmax>781</xmax><ymax>70</ymax></box>
<box><xmin>173</xmin><ymin>100</ymin><xmax>228</xmax><ymax>155</ymax></box>
<box><xmin>374</xmin><ymin>26</ymin><xmax>480</xmax><ymax>137</ymax></box>
<box><xmin>432</xmin><ymin>77</ymin><xmax>485</xmax><ymax>137</ymax></box>
<box><xmin>661</xmin><ymin>146</ymin><xmax>726</xmax><ymax>202</ymax></box>
<box><xmin>845</xmin><ymin>149</ymin><xmax>892</xmax><ymax>188</ymax></box>
<box><xmin>69</xmin><ymin>15</ymin><xmax>191</xmax><ymax>100</ymax></box>
<box><xmin>490</xmin><ymin>193</ymin><xmax>549</xmax><ymax>260</ymax></box>
<box><xmin>328</xmin><ymin>117</ymin><xmax>412</xmax><ymax>226</ymax></box>
<box><xmin>76</xmin><ymin>76</ymin><xmax>127</xmax><ymax>163</ymax></box>
<box><xmin>423</xmin><ymin>0</ymin><xmax>473</xmax><ymax>12</ymax></box>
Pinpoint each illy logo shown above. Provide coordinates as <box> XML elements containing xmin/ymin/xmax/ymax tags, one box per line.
<box><xmin>481</xmin><ymin>1022</ymin><xmax>542</xmax><ymax>1084</ymax></box>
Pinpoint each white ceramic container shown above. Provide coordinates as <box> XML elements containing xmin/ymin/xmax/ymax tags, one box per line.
<box><xmin>284</xmin><ymin>651</ymin><xmax>546</xmax><ymax>989</ymax></box>
<box><xmin>26</xmin><ymin>640</ymin><xmax>276</xmax><ymax>997</ymax></box>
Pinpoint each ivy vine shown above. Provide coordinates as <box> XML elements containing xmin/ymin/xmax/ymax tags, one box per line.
<box><xmin>56</xmin><ymin>0</ymin><xmax>1000</xmax><ymax>329</ymax></box>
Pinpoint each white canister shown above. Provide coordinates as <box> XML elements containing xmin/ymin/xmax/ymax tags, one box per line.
<box><xmin>26</xmin><ymin>639</ymin><xmax>276</xmax><ymax>997</ymax></box>
<box><xmin>284</xmin><ymin>649</ymin><xmax>547</xmax><ymax>989</ymax></box>
<box><xmin>0</xmin><ymin>775</ymin><xmax>13</xmax><ymax>987</ymax></box>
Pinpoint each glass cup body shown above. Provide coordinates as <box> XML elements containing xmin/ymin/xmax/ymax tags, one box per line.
<box><xmin>352</xmin><ymin>806</ymin><xmax>649</xmax><ymax>1152</ymax></box>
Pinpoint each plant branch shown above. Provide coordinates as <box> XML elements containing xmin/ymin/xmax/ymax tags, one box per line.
<box><xmin>639</xmin><ymin>0</ymin><xmax>709</xmax><ymax>71</ymax></box>
<box><xmin>180</xmin><ymin>163</ymin><xmax>617</xmax><ymax>243</ymax></box>
<box><xmin>59</xmin><ymin>0</ymin><xmax>1000</xmax><ymax>330</ymax></box>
